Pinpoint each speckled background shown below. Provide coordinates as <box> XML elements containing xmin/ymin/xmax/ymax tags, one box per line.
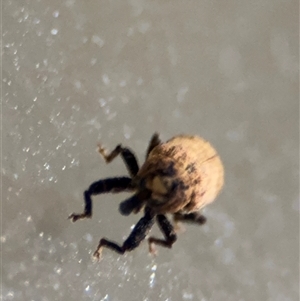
<box><xmin>2</xmin><ymin>1</ymin><xmax>299</xmax><ymax>300</ymax></box>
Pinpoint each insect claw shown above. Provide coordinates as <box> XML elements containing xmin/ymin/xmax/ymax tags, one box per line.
<box><xmin>68</xmin><ymin>213</ymin><xmax>79</xmax><ymax>222</ymax></box>
<box><xmin>92</xmin><ymin>249</ymin><xmax>102</xmax><ymax>262</ymax></box>
<box><xmin>68</xmin><ymin>213</ymin><xmax>91</xmax><ymax>222</ymax></box>
<box><xmin>97</xmin><ymin>144</ymin><xmax>105</xmax><ymax>154</ymax></box>
<box><xmin>148</xmin><ymin>242</ymin><xmax>158</xmax><ymax>256</ymax></box>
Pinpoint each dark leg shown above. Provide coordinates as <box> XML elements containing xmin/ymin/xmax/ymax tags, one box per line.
<box><xmin>119</xmin><ymin>195</ymin><xmax>142</xmax><ymax>216</ymax></box>
<box><xmin>68</xmin><ymin>177</ymin><xmax>133</xmax><ymax>222</ymax></box>
<box><xmin>148</xmin><ymin>215</ymin><xmax>177</xmax><ymax>254</ymax></box>
<box><xmin>93</xmin><ymin>207</ymin><xmax>155</xmax><ymax>260</ymax></box>
<box><xmin>119</xmin><ymin>189</ymin><xmax>151</xmax><ymax>216</ymax></box>
<box><xmin>173</xmin><ymin>212</ymin><xmax>207</xmax><ymax>225</ymax></box>
<box><xmin>98</xmin><ymin>144</ymin><xmax>139</xmax><ymax>177</ymax></box>
<box><xmin>146</xmin><ymin>133</ymin><xmax>161</xmax><ymax>158</ymax></box>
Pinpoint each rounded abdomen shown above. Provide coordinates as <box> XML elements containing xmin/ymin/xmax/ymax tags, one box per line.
<box><xmin>152</xmin><ymin>135</ymin><xmax>224</xmax><ymax>212</ymax></box>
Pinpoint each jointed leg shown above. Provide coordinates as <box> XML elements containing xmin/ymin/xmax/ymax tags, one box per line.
<box><xmin>98</xmin><ymin>144</ymin><xmax>139</xmax><ymax>177</ymax></box>
<box><xmin>119</xmin><ymin>189</ymin><xmax>151</xmax><ymax>216</ymax></box>
<box><xmin>173</xmin><ymin>212</ymin><xmax>207</xmax><ymax>225</ymax></box>
<box><xmin>148</xmin><ymin>214</ymin><xmax>177</xmax><ymax>254</ymax></box>
<box><xmin>68</xmin><ymin>177</ymin><xmax>133</xmax><ymax>222</ymax></box>
<box><xmin>93</xmin><ymin>207</ymin><xmax>155</xmax><ymax>260</ymax></box>
<box><xmin>146</xmin><ymin>133</ymin><xmax>161</xmax><ymax>158</ymax></box>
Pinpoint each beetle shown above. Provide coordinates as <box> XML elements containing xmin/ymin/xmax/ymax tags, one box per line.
<box><xmin>69</xmin><ymin>133</ymin><xmax>224</xmax><ymax>260</ymax></box>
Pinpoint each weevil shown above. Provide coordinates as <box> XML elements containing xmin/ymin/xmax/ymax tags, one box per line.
<box><xmin>69</xmin><ymin>133</ymin><xmax>224</xmax><ymax>260</ymax></box>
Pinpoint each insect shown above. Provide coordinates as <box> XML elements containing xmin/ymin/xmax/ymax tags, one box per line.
<box><xmin>69</xmin><ymin>133</ymin><xmax>224</xmax><ymax>260</ymax></box>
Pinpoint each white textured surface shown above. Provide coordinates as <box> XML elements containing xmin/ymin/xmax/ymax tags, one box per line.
<box><xmin>2</xmin><ymin>1</ymin><xmax>299</xmax><ymax>301</ymax></box>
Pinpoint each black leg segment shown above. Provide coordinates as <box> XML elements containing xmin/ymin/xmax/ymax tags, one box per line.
<box><xmin>99</xmin><ymin>144</ymin><xmax>139</xmax><ymax>177</ymax></box>
<box><xmin>173</xmin><ymin>212</ymin><xmax>207</xmax><ymax>225</ymax></box>
<box><xmin>146</xmin><ymin>133</ymin><xmax>161</xmax><ymax>158</ymax></box>
<box><xmin>93</xmin><ymin>207</ymin><xmax>155</xmax><ymax>260</ymax></box>
<box><xmin>119</xmin><ymin>195</ymin><xmax>142</xmax><ymax>216</ymax></box>
<box><xmin>120</xmin><ymin>147</ymin><xmax>139</xmax><ymax>177</ymax></box>
<box><xmin>119</xmin><ymin>189</ymin><xmax>151</xmax><ymax>216</ymax></box>
<box><xmin>148</xmin><ymin>214</ymin><xmax>177</xmax><ymax>254</ymax></box>
<box><xmin>68</xmin><ymin>177</ymin><xmax>133</xmax><ymax>222</ymax></box>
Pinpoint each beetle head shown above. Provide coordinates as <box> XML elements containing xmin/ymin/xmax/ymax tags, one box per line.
<box><xmin>137</xmin><ymin>158</ymin><xmax>188</xmax><ymax>213</ymax></box>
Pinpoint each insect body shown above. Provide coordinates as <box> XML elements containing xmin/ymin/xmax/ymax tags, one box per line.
<box><xmin>69</xmin><ymin>133</ymin><xmax>224</xmax><ymax>260</ymax></box>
